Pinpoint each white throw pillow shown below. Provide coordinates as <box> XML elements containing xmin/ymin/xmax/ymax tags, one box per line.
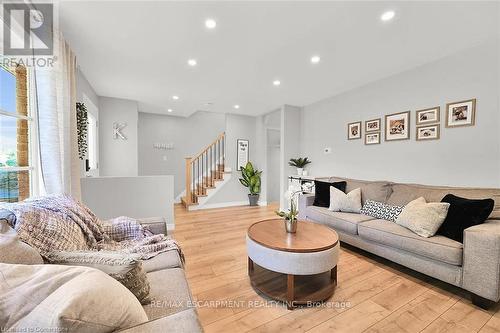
<box><xmin>329</xmin><ymin>187</ymin><xmax>362</xmax><ymax>213</ymax></box>
<box><xmin>0</xmin><ymin>263</ymin><xmax>148</xmax><ymax>333</ymax></box>
<box><xmin>395</xmin><ymin>197</ymin><xmax>450</xmax><ymax>238</ymax></box>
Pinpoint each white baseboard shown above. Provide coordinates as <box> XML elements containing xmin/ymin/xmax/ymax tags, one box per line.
<box><xmin>166</xmin><ymin>223</ymin><xmax>175</xmax><ymax>231</ymax></box>
<box><xmin>189</xmin><ymin>200</ymin><xmax>269</xmax><ymax>211</ymax></box>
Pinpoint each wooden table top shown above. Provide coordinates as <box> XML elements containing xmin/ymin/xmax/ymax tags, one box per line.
<box><xmin>247</xmin><ymin>219</ymin><xmax>339</xmax><ymax>253</ymax></box>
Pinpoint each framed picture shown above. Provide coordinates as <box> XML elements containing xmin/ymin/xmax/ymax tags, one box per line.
<box><xmin>236</xmin><ymin>139</ymin><xmax>249</xmax><ymax>170</ymax></box>
<box><xmin>365</xmin><ymin>118</ymin><xmax>381</xmax><ymax>132</ymax></box>
<box><xmin>385</xmin><ymin>111</ymin><xmax>410</xmax><ymax>141</ymax></box>
<box><xmin>446</xmin><ymin>99</ymin><xmax>476</xmax><ymax>128</ymax></box>
<box><xmin>416</xmin><ymin>125</ymin><xmax>440</xmax><ymax>141</ymax></box>
<box><xmin>416</xmin><ymin>107</ymin><xmax>440</xmax><ymax>125</ymax></box>
<box><xmin>365</xmin><ymin>132</ymin><xmax>380</xmax><ymax>145</ymax></box>
<box><xmin>347</xmin><ymin>121</ymin><xmax>362</xmax><ymax>140</ymax></box>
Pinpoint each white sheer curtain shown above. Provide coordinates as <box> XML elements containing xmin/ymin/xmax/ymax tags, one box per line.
<box><xmin>31</xmin><ymin>33</ymin><xmax>81</xmax><ymax>199</ymax></box>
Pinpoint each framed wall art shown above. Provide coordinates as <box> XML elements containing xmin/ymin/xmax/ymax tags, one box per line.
<box><xmin>416</xmin><ymin>124</ymin><xmax>440</xmax><ymax>141</ymax></box>
<box><xmin>347</xmin><ymin>121</ymin><xmax>362</xmax><ymax>140</ymax></box>
<box><xmin>416</xmin><ymin>107</ymin><xmax>440</xmax><ymax>125</ymax></box>
<box><xmin>365</xmin><ymin>118</ymin><xmax>381</xmax><ymax>132</ymax></box>
<box><xmin>365</xmin><ymin>132</ymin><xmax>381</xmax><ymax>145</ymax></box>
<box><xmin>446</xmin><ymin>99</ymin><xmax>476</xmax><ymax>128</ymax></box>
<box><xmin>385</xmin><ymin>111</ymin><xmax>410</xmax><ymax>141</ymax></box>
<box><xmin>237</xmin><ymin>139</ymin><xmax>249</xmax><ymax>170</ymax></box>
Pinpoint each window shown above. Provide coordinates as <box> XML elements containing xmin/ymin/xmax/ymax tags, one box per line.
<box><xmin>87</xmin><ymin>112</ymin><xmax>98</xmax><ymax>170</ymax></box>
<box><xmin>0</xmin><ymin>65</ymin><xmax>31</xmax><ymax>202</ymax></box>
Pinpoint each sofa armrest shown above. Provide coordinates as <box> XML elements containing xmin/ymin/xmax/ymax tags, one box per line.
<box><xmin>137</xmin><ymin>217</ymin><xmax>167</xmax><ymax>236</ymax></box>
<box><xmin>117</xmin><ymin>308</ymin><xmax>202</xmax><ymax>333</ymax></box>
<box><xmin>298</xmin><ymin>193</ymin><xmax>315</xmax><ymax>220</ymax></box>
<box><xmin>462</xmin><ymin>219</ymin><xmax>500</xmax><ymax>301</ymax></box>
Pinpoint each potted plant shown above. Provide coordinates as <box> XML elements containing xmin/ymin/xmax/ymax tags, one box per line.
<box><xmin>275</xmin><ymin>190</ymin><xmax>301</xmax><ymax>233</ymax></box>
<box><xmin>239</xmin><ymin>162</ymin><xmax>262</xmax><ymax>206</ymax></box>
<box><xmin>289</xmin><ymin>157</ymin><xmax>311</xmax><ymax>176</ymax></box>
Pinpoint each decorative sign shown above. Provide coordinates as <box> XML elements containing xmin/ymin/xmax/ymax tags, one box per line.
<box><xmin>113</xmin><ymin>122</ymin><xmax>127</xmax><ymax>140</ymax></box>
<box><xmin>153</xmin><ymin>143</ymin><xmax>174</xmax><ymax>150</ymax></box>
<box><xmin>237</xmin><ymin>139</ymin><xmax>249</xmax><ymax>171</ymax></box>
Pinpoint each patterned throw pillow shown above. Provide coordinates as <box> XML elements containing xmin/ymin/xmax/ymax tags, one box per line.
<box><xmin>360</xmin><ymin>200</ymin><xmax>404</xmax><ymax>222</ymax></box>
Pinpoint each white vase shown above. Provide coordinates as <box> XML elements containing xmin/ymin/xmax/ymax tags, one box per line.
<box><xmin>302</xmin><ymin>170</ymin><xmax>308</xmax><ymax>176</ymax></box>
<box><xmin>297</xmin><ymin>168</ymin><xmax>303</xmax><ymax>176</ymax></box>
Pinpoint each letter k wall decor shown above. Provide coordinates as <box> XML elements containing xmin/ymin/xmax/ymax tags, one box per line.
<box><xmin>113</xmin><ymin>122</ymin><xmax>127</xmax><ymax>140</ymax></box>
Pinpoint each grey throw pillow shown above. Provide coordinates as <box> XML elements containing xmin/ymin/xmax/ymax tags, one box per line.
<box><xmin>0</xmin><ymin>220</ymin><xmax>44</xmax><ymax>264</ymax></box>
<box><xmin>45</xmin><ymin>250</ymin><xmax>151</xmax><ymax>304</ymax></box>
<box><xmin>360</xmin><ymin>200</ymin><xmax>404</xmax><ymax>222</ymax></box>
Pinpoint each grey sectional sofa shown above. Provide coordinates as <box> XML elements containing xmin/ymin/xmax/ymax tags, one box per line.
<box><xmin>0</xmin><ymin>217</ymin><xmax>202</xmax><ymax>333</ymax></box>
<box><xmin>298</xmin><ymin>176</ymin><xmax>500</xmax><ymax>308</ymax></box>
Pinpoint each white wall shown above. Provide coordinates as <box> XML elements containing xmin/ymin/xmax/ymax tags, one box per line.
<box><xmin>138</xmin><ymin>111</ymin><xmax>226</xmax><ymax>196</ymax></box>
<box><xmin>281</xmin><ymin>105</ymin><xmax>301</xmax><ymax>209</ymax></box>
<box><xmin>81</xmin><ymin>176</ymin><xmax>175</xmax><ymax>229</ymax></box>
<box><xmin>98</xmin><ymin>97</ymin><xmax>138</xmax><ymax>176</ymax></box>
<box><xmin>266</xmin><ymin>129</ymin><xmax>280</xmax><ymax>203</ymax></box>
<box><xmin>300</xmin><ymin>40</ymin><xmax>500</xmax><ymax>188</ymax></box>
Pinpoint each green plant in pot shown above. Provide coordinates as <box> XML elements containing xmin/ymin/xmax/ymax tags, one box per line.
<box><xmin>239</xmin><ymin>162</ymin><xmax>262</xmax><ymax>206</ymax></box>
<box><xmin>275</xmin><ymin>190</ymin><xmax>301</xmax><ymax>233</ymax></box>
<box><xmin>289</xmin><ymin>157</ymin><xmax>311</xmax><ymax>176</ymax></box>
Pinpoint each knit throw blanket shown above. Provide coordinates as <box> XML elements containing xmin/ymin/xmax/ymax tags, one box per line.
<box><xmin>1</xmin><ymin>195</ymin><xmax>182</xmax><ymax>261</ymax></box>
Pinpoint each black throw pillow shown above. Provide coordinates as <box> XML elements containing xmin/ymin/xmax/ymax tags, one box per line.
<box><xmin>437</xmin><ymin>194</ymin><xmax>494</xmax><ymax>242</ymax></box>
<box><xmin>313</xmin><ymin>181</ymin><xmax>347</xmax><ymax>208</ymax></box>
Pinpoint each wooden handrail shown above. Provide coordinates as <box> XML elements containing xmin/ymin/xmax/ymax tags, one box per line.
<box><xmin>191</xmin><ymin>132</ymin><xmax>225</xmax><ymax>161</ymax></box>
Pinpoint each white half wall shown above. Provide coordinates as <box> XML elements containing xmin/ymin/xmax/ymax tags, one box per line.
<box><xmin>300</xmin><ymin>40</ymin><xmax>500</xmax><ymax>188</ymax></box>
<box><xmin>81</xmin><ymin>176</ymin><xmax>174</xmax><ymax>228</ymax></box>
<box><xmin>98</xmin><ymin>97</ymin><xmax>138</xmax><ymax>177</ymax></box>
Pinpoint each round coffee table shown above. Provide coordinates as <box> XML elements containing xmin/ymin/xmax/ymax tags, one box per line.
<box><xmin>246</xmin><ymin>219</ymin><xmax>339</xmax><ymax>309</ymax></box>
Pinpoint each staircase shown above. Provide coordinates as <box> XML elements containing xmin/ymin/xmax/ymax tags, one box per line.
<box><xmin>181</xmin><ymin>132</ymin><xmax>230</xmax><ymax>210</ymax></box>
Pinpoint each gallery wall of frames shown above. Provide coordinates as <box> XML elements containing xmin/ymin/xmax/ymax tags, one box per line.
<box><xmin>347</xmin><ymin>98</ymin><xmax>476</xmax><ymax>145</ymax></box>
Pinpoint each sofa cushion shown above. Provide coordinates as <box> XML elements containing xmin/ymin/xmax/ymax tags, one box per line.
<box><xmin>119</xmin><ymin>308</ymin><xmax>202</xmax><ymax>333</ymax></box>
<box><xmin>0</xmin><ymin>220</ymin><xmax>43</xmax><ymax>265</ymax></box>
<box><xmin>387</xmin><ymin>183</ymin><xmax>500</xmax><ymax>220</ymax></box>
<box><xmin>305</xmin><ymin>206</ymin><xmax>375</xmax><ymax>234</ymax></box>
<box><xmin>142</xmin><ymin>268</ymin><xmax>193</xmax><ymax>320</ymax></box>
<box><xmin>358</xmin><ymin>219</ymin><xmax>463</xmax><ymax>266</ymax></box>
<box><xmin>0</xmin><ymin>263</ymin><xmax>148</xmax><ymax>332</ymax></box>
<box><xmin>142</xmin><ymin>250</ymin><xmax>183</xmax><ymax>273</ymax></box>
<box><xmin>329</xmin><ymin>177</ymin><xmax>392</xmax><ymax>204</ymax></box>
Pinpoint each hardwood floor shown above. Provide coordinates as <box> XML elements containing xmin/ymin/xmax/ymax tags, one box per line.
<box><xmin>171</xmin><ymin>203</ymin><xmax>500</xmax><ymax>333</ymax></box>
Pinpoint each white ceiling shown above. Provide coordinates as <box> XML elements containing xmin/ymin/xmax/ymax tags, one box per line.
<box><xmin>59</xmin><ymin>1</ymin><xmax>499</xmax><ymax>117</ymax></box>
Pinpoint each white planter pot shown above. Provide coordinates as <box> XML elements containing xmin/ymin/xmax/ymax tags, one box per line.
<box><xmin>297</xmin><ymin>168</ymin><xmax>303</xmax><ymax>176</ymax></box>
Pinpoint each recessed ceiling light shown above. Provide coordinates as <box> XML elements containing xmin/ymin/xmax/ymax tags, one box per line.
<box><xmin>172</xmin><ymin>95</ymin><xmax>179</xmax><ymax>100</ymax></box>
<box><xmin>311</xmin><ymin>55</ymin><xmax>321</xmax><ymax>64</ymax></box>
<box><xmin>187</xmin><ymin>59</ymin><xmax>197</xmax><ymax>66</ymax></box>
<box><xmin>273</xmin><ymin>80</ymin><xmax>281</xmax><ymax>86</ymax></box>
<box><xmin>205</xmin><ymin>19</ymin><xmax>217</xmax><ymax>29</ymax></box>
<box><xmin>381</xmin><ymin>10</ymin><xmax>395</xmax><ymax>21</ymax></box>
<box><xmin>233</xmin><ymin>105</ymin><xmax>240</xmax><ymax>109</ymax></box>
<box><xmin>167</xmin><ymin>109</ymin><xmax>173</xmax><ymax>113</ymax></box>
